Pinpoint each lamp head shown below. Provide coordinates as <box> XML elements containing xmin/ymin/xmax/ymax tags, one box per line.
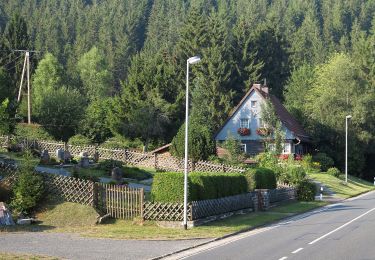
<box><xmin>187</xmin><ymin>56</ymin><xmax>201</xmax><ymax>65</ymax></box>
<box><xmin>346</xmin><ymin>115</ymin><xmax>352</xmax><ymax>119</ymax></box>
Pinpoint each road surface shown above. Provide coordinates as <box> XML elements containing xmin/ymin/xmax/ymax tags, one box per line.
<box><xmin>166</xmin><ymin>190</ymin><xmax>375</xmax><ymax>260</ymax></box>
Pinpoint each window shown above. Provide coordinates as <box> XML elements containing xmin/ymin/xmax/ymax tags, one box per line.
<box><xmin>283</xmin><ymin>143</ymin><xmax>291</xmax><ymax>154</ymax></box>
<box><xmin>258</xmin><ymin>118</ymin><xmax>264</xmax><ymax>127</ymax></box>
<box><xmin>240</xmin><ymin>118</ymin><xmax>249</xmax><ymax>128</ymax></box>
<box><xmin>240</xmin><ymin>144</ymin><xmax>246</xmax><ymax>153</ymax></box>
<box><xmin>251</xmin><ymin>100</ymin><xmax>257</xmax><ymax>108</ymax></box>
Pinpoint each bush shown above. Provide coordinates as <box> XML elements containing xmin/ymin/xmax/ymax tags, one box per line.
<box><xmin>14</xmin><ymin>123</ymin><xmax>55</xmax><ymax>141</ymax></box>
<box><xmin>296</xmin><ymin>180</ymin><xmax>316</xmax><ymax>201</ymax></box>
<box><xmin>97</xmin><ymin>159</ymin><xmax>124</xmax><ymax>175</ymax></box>
<box><xmin>151</xmin><ymin>172</ymin><xmax>248</xmax><ymax>202</ymax></box>
<box><xmin>0</xmin><ymin>183</ymin><xmax>12</xmax><ymax>203</ymax></box>
<box><xmin>280</xmin><ymin>165</ymin><xmax>306</xmax><ymax>186</ymax></box>
<box><xmin>100</xmin><ymin>135</ymin><xmax>143</xmax><ymax>150</ymax></box>
<box><xmin>243</xmin><ymin>167</ymin><xmax>277</xmax><ymax>190</ymax></box>
<box><xmin>68</xmin><ymin>134</ymin><xmax>92</xmax><ymax>146</ymax></box>
<box><xmin>124</xmin><ymin>167</ymin><xmax>153</xmax><ymax>181</ymax></box>
<box><xmin>10</xmin><ymin>171</ymin><xmax>45</xmax><ymax>214</ymax></box>
<box><xmin>327</xmin><ymin>167</ymin><xmax>341</xmax><ymax>178</ymax></box>
<box><xmin>313</xmin><ymin>153</ymin><xmax>334</xmax><ymax>172</ymax></box>
<box><xmin>71</xmin><ymin>171</ymin><xmax>99</xmax><ymax>182</ymax></box>
<box><xmin>301</xmin><ymin>154</ymin><xmax>313</xmax><ymax>173</ymax></box>
<box><xmin>170</xmin><ymin>121</ymin><xmax>216</xmax><ymax>162</ymax></box>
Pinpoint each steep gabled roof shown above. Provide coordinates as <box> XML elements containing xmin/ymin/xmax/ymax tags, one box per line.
<box><xmin>215</xmin><ymin>84</ymin><xmax>311</xmax><ymax>142</ymax></box>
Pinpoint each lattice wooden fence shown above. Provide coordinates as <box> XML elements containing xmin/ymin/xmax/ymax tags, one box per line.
<box><xmin>41</xmin><ymin>173</ymin><xmax>95</xmax><ymax>206</ymax></box>
<box><xmin>191</xmin><ymin>192</ymin><xmax>257</xmax><ymax>220</ymax></box>
<box><xmin>98</xmin><ymin>183</ymin><xmax>144</xmax><ymax>219</ymax></box>
<box><xmin>97</xmin><ymin>148</ymin><xmax>125</xmax><ymax>161</ymax></box>
<box><xmin>67</xmin><ymin>144</ymin><xmax>97</xmax><ymax>157</ymax></box>
<box><xmin>0</xmin><ymin>136</ymin><xmax>9</xmax><ymax>147</ymax></box>
<box><xmin>143</xmin><ymin>202</ymin><xmax>192</xmax><ymax>221</ymax></box>
<box><xmin>36</xmin><ymin>141</ymin><xmax>65</xmax><ymax>157</ymax></box>
<box><xmin>0</xmin><ymin>162</ymin><xmax>18</xmax><ymax>186</ymax></box>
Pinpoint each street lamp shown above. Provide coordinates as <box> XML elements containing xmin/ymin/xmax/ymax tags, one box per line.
<box><xmin>184</xmin><ymin>56</ymin><xmax>201</xmax><ymax>230</ymax></box>
<box><xmin>345</xmin><ymin>115</ymin><xmax>352</xmax><ymax>183</ymax></box>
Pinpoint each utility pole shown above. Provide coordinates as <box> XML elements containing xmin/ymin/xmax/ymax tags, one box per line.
<box><xmin>15</xmin><ymin>50</ymin><xmax>39</xmax><ymax>124</ymax></box>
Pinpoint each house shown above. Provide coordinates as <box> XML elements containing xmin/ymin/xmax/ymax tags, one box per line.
<box><xmin>215</xmin><ymin>83</ymin><xmax>311</xmax><ymax>156</ymax></box>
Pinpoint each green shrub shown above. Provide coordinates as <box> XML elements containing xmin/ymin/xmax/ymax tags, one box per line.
<box><xmin>10</xmin><ymin>171</ymin><xmax>45</xmax><ymax>214</ymax></box>
<box><xmin>243</xmin><ymin>167</ymin><xmax>277</xmax><ymax>190</ymax></box>
<box><xmin>313</xmin><ymin>153</ymin><xmax>334</xmax><ymax>172</ymax></box>
<box><xmin>124</xmin><ymin>166</ymin><xmax>153</xmax><ymax>181</ymax></box>
<box><xmin>327</xmin><ymin>167</ymin><xmax>341</xmax><ymax>178</ymax></box>
<box><xmin>151</xmin><ymin>172</ymin><xmax>248</xmax><ymax>202</ymax></box>
<box><xmin>301</xmin><ymin>154</ymin><xmax>313</xmax><ymax>173</ymax></box>
<box><xmin>68</xmin><ymin>134</ymin><xmax>92</xmax><ymax>146</ymax></box>
<box><xmin>285</xmin><ymin>165</ymin><xmax>306</xmax><ymax>185</ymax></box>
<box><xmin>14</xmin><ymin>123</ymin><xmax>55</xmax><ymax>141</ymax></box>
<box><xmin>151</xmin><ymin>172</ymin><xmax>185</xmax><ymax>202</ymax></box>
<box><xmin>170</xmin><ymin>121</ymin><xmax>216</xmax><ymax>162</ymax></box>
<box><xmin>100</xmin><ymin>135</ymin><xmax>143</xmax><ymax>150</ymax></box>
<box><xmin>296</xmin><ymin>180</ymin><xmax>316</xmax><ymax>201</ymax></box>
<box><xmin>71</xmin><ymin>171</ymin><xmax>99</xmax><ymax>182</ymax></box>
<box><xmin>97</xmin><ymin>159</ymin><xmax>123</xmax><ymax>175</ymax></box>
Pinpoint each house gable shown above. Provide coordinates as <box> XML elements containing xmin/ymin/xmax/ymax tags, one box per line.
<box><xmin>215</xmin><ymin>85</ymin><xmax>302</xmax><ymax>142</ymax></box>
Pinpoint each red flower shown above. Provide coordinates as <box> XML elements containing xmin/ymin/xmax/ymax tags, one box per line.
<box><xmin>237</xmin><ymin>128</ymin><xmax>251</xmax><ymax>136</ymax></box>
<box><xmin>256</xmin><ymin>127</ymin><xmax>271</xmax><ymax>136</ymax></box>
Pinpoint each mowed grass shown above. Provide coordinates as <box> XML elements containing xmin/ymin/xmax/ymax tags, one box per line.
<box><xmin>0</xmin><ymin>253</ymin><xmax>59</xmax><ymax>260</ymax></box>
<box><xmin>309</xmin><ymin>173</ymin><xmax>375</xmax><ymax>198</ymax></box>
<box><xmin>1</xmin><ymin>200</ymin><xmax>326</xmax><ymax>240</ymax></box>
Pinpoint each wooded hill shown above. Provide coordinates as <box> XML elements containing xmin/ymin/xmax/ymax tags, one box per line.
<box><xmin>0</xmin><ymin>0</ymin><xmax>374</xmax><ymax>179</ymax></box>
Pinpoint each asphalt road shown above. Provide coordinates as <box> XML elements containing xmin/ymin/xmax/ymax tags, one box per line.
<box><xmin>167</xmin><ymin>190</ymin><xmax>375</xmax><ymax>260</ymax></box>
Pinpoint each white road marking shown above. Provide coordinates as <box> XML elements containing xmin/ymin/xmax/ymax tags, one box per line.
<box><xmin>279</xmin><ymin>257</ymin><xmax>288</xmax><ymax>260</ymax></box>
<box><xmin>292</xmin><ymin>248</ymin><xmax>304</xmax><ymax>254</ymax></box>
<box><xmin>309</xmin><ymin>207</ymin><xmax>375</xmax><ymax>245</ymax></box>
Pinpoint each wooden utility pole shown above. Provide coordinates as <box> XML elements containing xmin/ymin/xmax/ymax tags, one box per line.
<box><xmin>15</xmin><ymin>50</ymin><xmax>38</xmax><ymax>124</ymax></box>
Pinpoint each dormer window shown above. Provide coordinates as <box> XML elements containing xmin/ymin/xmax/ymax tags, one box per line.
<box><xmin>240</xmin><ymin>118</ymin><xmax>249</xmax><ymax>128</ymax></box>
<box><xmin>251</xmin><ymin>100</ymin><xmax>257</xmax><ymax>108</ymax></box>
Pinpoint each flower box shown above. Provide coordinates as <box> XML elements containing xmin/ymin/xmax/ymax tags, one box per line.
<box><xmin>237</xmin><ymin>127</ymin><xmax>251</xmax><ymax>136</ymax></box>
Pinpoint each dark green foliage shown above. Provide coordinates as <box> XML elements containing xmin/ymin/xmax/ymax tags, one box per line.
<box><xmin>97</xmin><ymin>160</ymin><xmax>124</xmax><ymax>175</ymax></box>
<box><xmin>71</xmin><ymin>171</ymin><xmax>99</xmax><ymax>183</ymax></box>
<box><xmin>327</xmin><ymin>167</ymin><xmax>341</xmax><ymax>178</ymax></box>
<box><xmin>123</xmin><ymin>166</ymin><xmax>152</xmax><ymax>181</ymax></box>
<box><xmin>243</xmin><ymin>167</ymin><xmax>277</xmax><ymax>190</ymax></box>
<box><xmin>151</xmin><ymin>172</ymin><xmax>248</xmax><ymax>203</ymax></box>
<box><xmin>10</xmin><ymin>171</ymin><xmax>44</xmax><ymax>214</ymax></box>
<box><xmin>280</xmin><ymin>166</ymin><xmax>307</xmax><ymax>186</ymax></box>
<box><xmin>313</xmin><ymin>153</ymin><xmax>334</xmax><ymax>172</ymax></box>
<box><xmin>296</xmin><ymin>180</ymin><xmax>316</xmax><ymax>201</ymax></box>
<box><xmin>151</xmin><ymin>172</ymin><xmax>185</xmax><ymax>203</ymax></box>
<box><xmin>0</xmin><ymin>183</ymin><xmax>12</xmax><ymax>203</ymax></box>
<box><xmin>170</xmin><ymin>121</ymin><xmax>216</xmax><ymax>162</ymax></box>
<box><xmin>14</xmin><ymin>123</ymin><xmax>54</xmax><ymax>141</ymax></box>
<box><xmin>68</xmin><ymin>134</ymin><xmax>92</xmax><ymax>146</ymax></box>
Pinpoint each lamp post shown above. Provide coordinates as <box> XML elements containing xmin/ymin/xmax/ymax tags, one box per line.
<box><xmin>345</xmin><ymin>115</ymin><xmax>352</xmax><ymax>183</ymax></box>
<box><xmin>184</xmin><ymin>56</ymin><xmax>201</xmax><ymax>230</ymax></box>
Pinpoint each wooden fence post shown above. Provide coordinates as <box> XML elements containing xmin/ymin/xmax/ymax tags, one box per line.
<box><xmin>140</xmin><ymin>188</ymin><xmax>144</xmax><ymax>219</ymax></box>
<box><xmin>92</xmin><ymin>182</ymin><xmax>98</xmax><ymax>208</ymax></box>
<box><xmin>154</xmin><ymin>154</ymin><xmax>158</xmax><ymax>170</ymax></box>
<box><xmin>124</xmin><ymin>149</ymin><xmax>128</xmax><ymax>163</ymax></box>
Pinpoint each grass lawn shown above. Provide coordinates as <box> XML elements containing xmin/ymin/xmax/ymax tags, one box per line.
<box><xmin>309</xmin><ymin>173</ymin><xmax>375</xmax><ymax>198</ymax></box>
<box><xmin>0</xmin><ymin>151</ymin><xmax>39</xmax><ymax>165</ymax></box>
<box><xmin>1</xmin><ymin>200</ymin><xmax>326</xmax><ymax>240</ymax></box>
<box><xmin>0</xmin><ymin>253</ymin><xmax>59</xmax><ymax>260</ymax></box>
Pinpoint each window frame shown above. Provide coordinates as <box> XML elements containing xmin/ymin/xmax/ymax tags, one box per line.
<box><xmin>240</xmin><ymin>118</ymin><xmax>250</xmax><ymax>129</ymax></box>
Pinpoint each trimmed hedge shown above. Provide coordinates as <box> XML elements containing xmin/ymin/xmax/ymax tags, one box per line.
<box><xmin>243</xmin><ymin>167</ymin><xmax>277</xmax><ymax>190</ymax></box>
<box><xmin>151</xmin><ymin>172</ymin><xmax>248</xmax><ymax>203</ymax></box>
<box><xmin>313</xmin><ymin>153</ymin><xmax>334</xmax><ymax>172</ymax></box>
<box><xmin>296</xmin><ymin>180</ymin><xmax>316</xmax><ymax>201</ymax></box>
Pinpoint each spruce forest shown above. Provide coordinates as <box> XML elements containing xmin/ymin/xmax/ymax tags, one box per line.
<box><xmin>0</xmin><ymin>0</ymin><xmax>374</xmax><ymax>180</ymax></box>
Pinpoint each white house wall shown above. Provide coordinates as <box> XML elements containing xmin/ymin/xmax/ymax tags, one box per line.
<box><xmin>215</xmin><ymin>90</ymin><xmax>295</xmax><ymax>141</ymax></box>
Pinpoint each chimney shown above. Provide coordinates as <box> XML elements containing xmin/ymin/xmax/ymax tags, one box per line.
<box><xmin>253</xmin><ymin>83</ymin><xmax>262</xmax><ymax>90</ymax></box>
<box><xmin>261</xmin><ymin>85</ymin><xmax>269</xmax><ymax>94</ymax></box>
